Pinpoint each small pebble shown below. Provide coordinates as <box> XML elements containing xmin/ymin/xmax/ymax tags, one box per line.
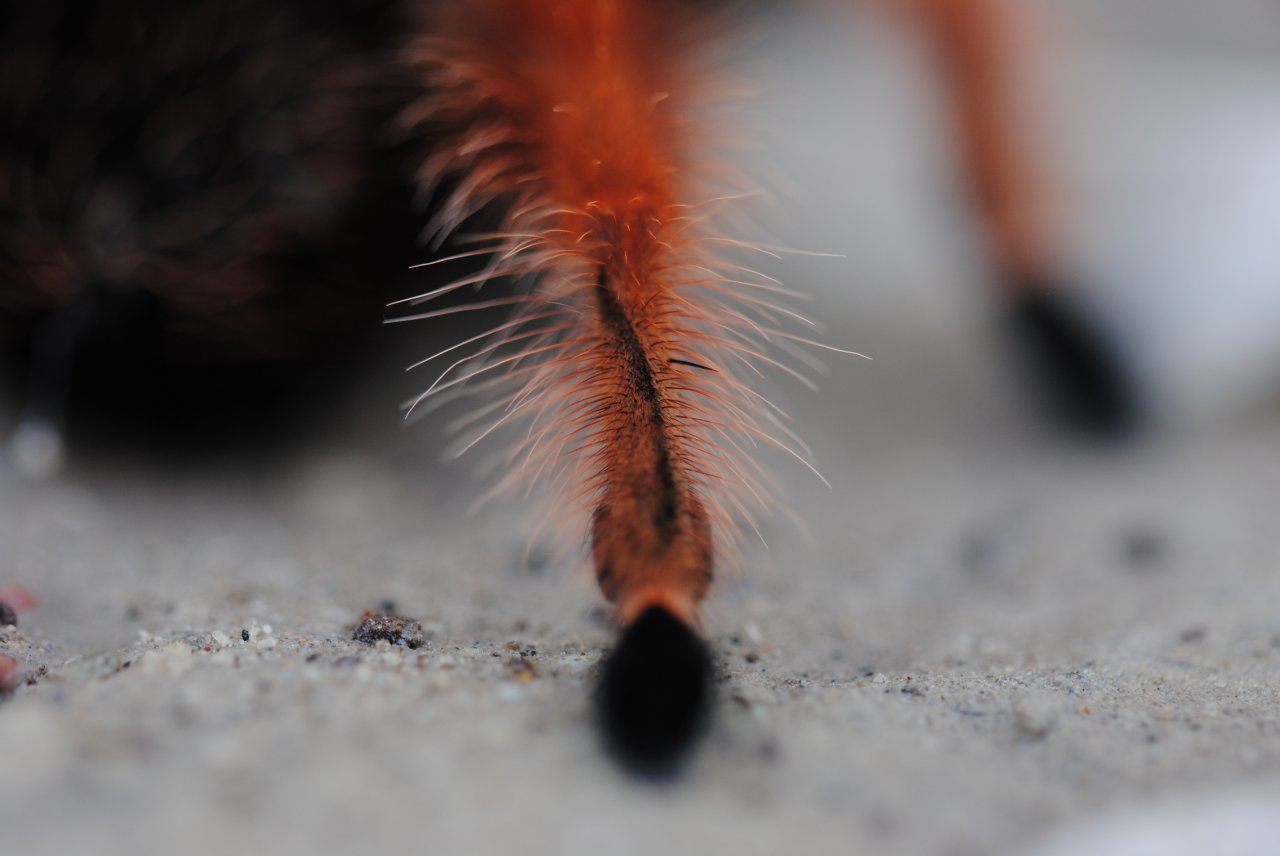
<box><xmin>241</xmin><ymin>629</ymin><xmax>250</xmax><ymax>642</ymax></box>
<box><xmin>1015</xmin><ymin>693</ymin><xmax>1059</xmax><ymax>739</ymax></box>
<box><xmin>0</xmin><ymin>586</ymin><xmax>37</xmax><ymax>613</ymax></box>
<box><xmin>0</xmin><ymin>601</ymin><xmax>17</xmax><ymax>628</ymax></box>
<box><xmin>1179</xmin><ymin>626</ymin><xmax>1207</xmax><ymax>644</ymax></box>
<box><xmin>352</xmin><ymin>610</ymin><xmax>425</xmax><ymax>649</ymax></box>
<box><xmin>508</xmin><ymin>657</ymin><xmax>536</xmax><ymax>682</ymax></box>
<box><xmin>1120</xmin><ymin>527</ymin><xmax>1167</xmax><ymax>570</ymax></box>
<box><xmin>0</xmin><ymin>653</ymin><xmax>21</xmax><ymax>693</ymax></box>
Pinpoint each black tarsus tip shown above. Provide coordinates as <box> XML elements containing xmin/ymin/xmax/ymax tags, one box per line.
<box><xmin>1006</xmin><ymin>285</ymin><xmax>1141</xmax><ymax>440</ymax></box>
<box><xmin>596</xmin><ymin>605</ymin><xmax>714</xmax><ymax>778</ymax></box>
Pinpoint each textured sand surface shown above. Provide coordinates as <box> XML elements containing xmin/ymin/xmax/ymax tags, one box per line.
<box><xmin>4</xmin><ymin>2</ymin><xmax>1280</xmax><ymax>854</ymax></box>
<box><xmin>4</xmin><ymin>340</ymin><xmax>1280</xmax><ymax>856</ymax></box>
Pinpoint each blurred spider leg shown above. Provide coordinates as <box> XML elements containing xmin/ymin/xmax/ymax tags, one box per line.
<box><xmin>908</xmin><ymin>0</ymin><xmax>1141</xmax><ymax>435</ymax></box>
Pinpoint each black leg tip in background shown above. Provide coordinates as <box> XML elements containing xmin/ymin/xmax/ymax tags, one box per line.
<box><xmin>1006</xmin><ymin>285</ymin><xmax>1141</xmax><ymax>440</ymax></box>
<box><xmin>596</xmin><ymin>606</ymin><xmax>714</xmax><ymax>779</ymax></box>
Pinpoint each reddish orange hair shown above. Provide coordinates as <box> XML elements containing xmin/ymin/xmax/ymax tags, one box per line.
<box><xmin>399</xmin><ymin>0</ymin><xmax>827</xmax><ymax>628</ymax></box>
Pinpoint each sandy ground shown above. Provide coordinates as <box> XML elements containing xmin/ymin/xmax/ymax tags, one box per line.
<box><xmin>4</xmin><ymin>2</ymin><xmax>1280</xmax><ymax>855</ymax></box>
<box><xmin>4</xmin><ymin>326</ymin><xmax>1280</xmax><ymax>856</ymax></box>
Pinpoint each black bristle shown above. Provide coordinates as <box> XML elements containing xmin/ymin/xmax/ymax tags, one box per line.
<box><xmin>596</xmin><ymin>606</ymin><xmax>714</xmax><ymax>778</ymax></box>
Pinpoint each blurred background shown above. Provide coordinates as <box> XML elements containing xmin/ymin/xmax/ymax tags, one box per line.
<box><xmin>2</xmin><ymin>1</ymin><xmax>1279</xmax><ymax>855</ymax></box>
